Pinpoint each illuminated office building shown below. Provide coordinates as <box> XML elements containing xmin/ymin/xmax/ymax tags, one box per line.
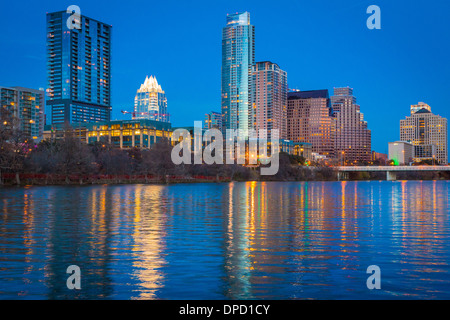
<box><xmin>400</xmin><ymin>104</ymin><xmax>448</xmax><ymax>164</ymax></box>
<box><xmin>0</xmin><ymin>86</ymin><xmax>45</xmax><ymax>141</ymax></box>
<box><xmin>134</xmin><ymin>76</ymin><xmax>169</xmax><ymax>123</ymax></box>
<box><xmin>286</xmin><ymin>89</ymin><xmax>335</xmax><ymax>158</ymax></box>
<box><xmin>251</xmin><ymin>61</ymin><xmax>287</xmax><ymax>139</ymax></box>
<box><xmin>331</xmin><ymin>87</ymin><xmax>371</xmax><ymax>163</ymax></box>
<box><xmin>46</xmin><ymin>11</ymin><xmax>111</xmax><ymax>124</ymax></box>
<box><xmin>221</xmin><ymin>12</ymin><xmax>255</xmax><ymax>137</ymax></box>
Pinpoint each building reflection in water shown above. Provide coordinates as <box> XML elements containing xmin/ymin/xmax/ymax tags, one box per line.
<box><xmin>220</xmin><ymin>180</ymin><xmax>450</xmax><ymax>299</ymax></box>
<box><xmin>0</xmin><ymin>180</ymin><xmax>450</xmax><ymax>299</ymax></box>
<box><xmin>130</xmin><ymin>185</ymin><xmax>167</xmax><ymax>299</ymax></box>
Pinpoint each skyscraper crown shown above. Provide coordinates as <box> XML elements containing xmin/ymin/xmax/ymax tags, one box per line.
<box><xmin>226</xmin><ymin>12</ymin><xmax>250</xmax><ymax>26</ymax></box>
<box><xmin>138</xmin><ymin>75</ymin><xmax>163</xmax><ymax>93</ymax></box>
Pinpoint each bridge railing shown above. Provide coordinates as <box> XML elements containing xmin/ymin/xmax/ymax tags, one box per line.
<box><xmin>336</xmin><ymin>166</ymin><xmax>450</xmax><ymax>172</ymax></box>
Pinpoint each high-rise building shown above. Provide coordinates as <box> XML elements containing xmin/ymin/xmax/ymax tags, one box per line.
<box><xmin>286</xmin><ymin>89</ymin><xmax>335</xmax><ymax>158</ymax></box>
<box><xmin>46</xmin><ymin>11</ymin><xmax>111</xmax><ymax>124</ymax></box>
<box><xmin>331</xmin><ymin>87</ymin><xmax>371</xmax><ymax>163</ymax></box>
<box><xmin>0</xmin><ymin>86</ymin><xmax>45</xmax><ymax>141</ymax></box>
<box><xmin>134</xmin><ymin>76</ymin><xmax>169</xmax><ymax>123</ymax></box>
<box><xmin>205</xmin><ymin>111</ymin><xmax>222</xmax><ymax>130</ymax></box>
<box><xmin>221</xmin><ymin>12</ymin><xmax>255</xmax><ymax>137</ymax></box>
<box><xmin>250</xmin><ymin>61</ymin><xmax>287</xmax><ymax>139</ymax></box>
<box><xmin>400</xmin><ymin>104</ymin><xmax>448</xmax><ymax>164</ymax></box>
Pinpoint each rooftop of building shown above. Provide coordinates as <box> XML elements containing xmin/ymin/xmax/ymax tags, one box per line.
<box><xmin>226</xmin><ymin>12</ymin><xmax>251</xmax><ymax>26</ymax></box>
<box><xmin>287</xmin><ymin>89</ymin><xmax>329</xmax><ymax>100</ymax></box>
<box><xmin>389</xmin><ymin>141</ymin><xmax>413</xmax><ymax>145</ymax></box>
<box><xmin>0</xmin><ymin>86</ymin><xmax>44</xmax><ymax>93</ymax></box>
<box><xmin>414</xmin><ymin>108</ymin><xmax>432</xmax><ymax>114</ymax></box>
<box><xmin>46</xmin><ymin>10</ymin><xmax>112</xmax><ymax>26</ymax></box>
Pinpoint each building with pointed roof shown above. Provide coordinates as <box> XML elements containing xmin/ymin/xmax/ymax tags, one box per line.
<box><xmin>134</xmin><ymin>76</ymin><xmax>169</xmax><ymax>123</ymax></box>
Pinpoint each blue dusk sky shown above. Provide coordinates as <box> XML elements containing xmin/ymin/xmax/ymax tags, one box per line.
<box><xmin>1</xmin><ymin>0</ymin><xmax>449</xmax><ymax>154</ymax></box>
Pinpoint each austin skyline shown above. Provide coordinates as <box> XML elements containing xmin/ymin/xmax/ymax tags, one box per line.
<box><xmin>0</xmin><ymin>0</ymin><xmax>449</xmax><ymax>154</ymax></box>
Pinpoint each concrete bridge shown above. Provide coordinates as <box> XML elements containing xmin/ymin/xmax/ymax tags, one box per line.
<box><xmin>336</xmin><ymin>166</ymin><xmax>450</xmax><ymax>181</ymax></box>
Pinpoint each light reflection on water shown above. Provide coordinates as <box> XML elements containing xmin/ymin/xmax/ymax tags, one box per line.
<box><xmin>0</xmin><ymin>180</ymin><xmax>449</xmax><ymax>299</ymax></box>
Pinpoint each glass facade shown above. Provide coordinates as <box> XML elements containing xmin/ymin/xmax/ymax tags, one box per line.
<box><xmin>134</xmin><ymin>76</ymin><xmax>169</xmax><ymax>123</ymax></box>
<box><xmin>46</xmin><ymin>11</ymin><xmax>111</xmax><ymax>124</ymax></box>
<box><xmin>221</xmin><ymin>12</ymin><xmax>255</xmax><ymax>137</ymax></box>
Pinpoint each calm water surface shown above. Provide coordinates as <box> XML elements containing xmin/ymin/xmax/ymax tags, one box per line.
<box><xmin>1</xmin><ymin>181</ymin><xmax>450</xmax><ymax>299</ymax></box>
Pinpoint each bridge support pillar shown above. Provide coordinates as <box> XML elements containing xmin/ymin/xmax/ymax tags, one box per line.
<box><xmin>386</xmin><ymin>171</ymin><xmax>397</xmax><ymax>181</ymax></box>
<box><xmin>338</xmin><ymin>171</ymin><xmax>349</xmax><ymax>181</ymax></box>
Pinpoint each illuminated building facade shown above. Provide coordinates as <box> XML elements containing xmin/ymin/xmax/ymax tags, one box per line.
<box><xmin>0</xmin><ymin>86</ymin><xmax>45</xmax><ymax>141</ymax></box>
<box><xmin>43</xmin><ymin>119</ymin><xmax>172</xmax><ymax>149</ymax></box>
<box><xmin>46</xmin><ymin>11</ymin><xmax>111</xmax><ymax>124</ymax></box>
<box><xmin>400</xmin><ymin>104</ymin><xmax>448</xmax><ymax>164</ymax></box>
<box><xmin>251</xmin><ymin>61</ymin><xmax>287</xmax><ymax>139</ymax></box>
<box><xmin>221</xmin><ymin>12</ymin><xmax>255</xmax><ymax>137</ymax></box>
<box><xmin>134</xmin><ymin>76</ymin><xmax>169</xmax><ymax>123</ymax></box>
<box><xmin>331</xmin><ymin>87</ymin><xmax>371</xmax><ymax>163</ymax></box>
<box><xmin>204</xmin><ymin>111</ymin><xmax>222</xmax><ymax>130</ymax></box>
<box><xmin>286</xmin><ymin>89</ymin><xmax>335</xmax><ymax>158</ymax></box>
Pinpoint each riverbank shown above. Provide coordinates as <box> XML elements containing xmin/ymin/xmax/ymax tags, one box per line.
<box><xmin>1</xmin><ymin>169</ymin><xmax>450</xmax><ymax>186</ymax></box>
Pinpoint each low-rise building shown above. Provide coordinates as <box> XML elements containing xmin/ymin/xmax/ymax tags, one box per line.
<box><xmin>43</xmin><ymin>119</ymin><xmax>172</xmax><ymax>149</ymax></box>
<box><xmin>388</xmin><ymin>141</ymin><xmax>414</xmax><ymax>165</ymax></box>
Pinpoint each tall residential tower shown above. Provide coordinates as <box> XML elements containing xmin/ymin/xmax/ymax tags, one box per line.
<box><xmin>221</xmin><ymin>12</ymin><xmax>255</xmax><ymax>136</ymax></box>
<box><xmin>250</xmin><ymin>61</ymin><xmax>287</xmax><ymax>139</ymax></box>
<box><xmin>46</xmin><ymin>11</ymin><xmax>111</xmax><ymax>124</ymax></box>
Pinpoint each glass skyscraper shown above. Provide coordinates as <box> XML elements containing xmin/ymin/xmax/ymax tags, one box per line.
<box><xmin>46</xmin><ymin>11</ymin><xmax>111</xmax><ymax>124</ymax></box>
<box><xmin>134</xmin><ymin>76</ymin><xmax>169</xmax><ymax>123</ymax></box>
<box><xmin>221</xmin><ymin>12</ymin><xmax>255</xmax><ymax>137</ymax></box>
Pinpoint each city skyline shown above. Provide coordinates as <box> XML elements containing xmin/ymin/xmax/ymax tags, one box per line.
<box><xmin>1</xmin><ymin>0</ymin><xmax>450</xmax><ymax>154</ymax></box>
